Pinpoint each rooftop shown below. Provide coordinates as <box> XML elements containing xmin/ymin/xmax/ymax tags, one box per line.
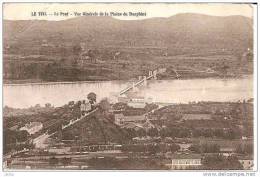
<box><xmin>182</xmin><ymin>113</ymin><xmax>211</xmax><ymax>120</ymax></box>
<box><xmin>115</xmin><ymin>113</ymin><xmax>146</xmax><ymax>121</ymax></box>
<box><xmin>237</xmin><ymin>155</ymin><xmax>253</xmax><ymax>160</ymax></box>
<box><xmin>22</xmin><ymin>122</ymin><xmax>42</xmax><ymax>129</ymax></box>
<box><xmin>169</xmin><ymin>153</ymin><xmax>202</xmax><ymax>159</ymax></box>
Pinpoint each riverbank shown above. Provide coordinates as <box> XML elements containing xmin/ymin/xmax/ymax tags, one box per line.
<box><xmin>3</xmin><ymin>74</ymin><xmax>252</xmax><ymax>85</ymax></box>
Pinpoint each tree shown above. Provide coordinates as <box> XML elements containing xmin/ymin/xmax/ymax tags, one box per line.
<box><xmin>136</xmin><ymin>129</ymin><xmax>146</xmax><ymax>138</ymax></box>
<box><xmin>99</xmin><ymin>98</ymin><xmax>110</xmax><ymax>113</ymax></box>
<box><xmin>203</xmin><ymin>129</ymin><xmax>214</xmax><ymax>137</ymax></box>
<box><xmin>201</xmin><ymin>143</ymin><xmax>220</xmax><ymax>153</ymax></box>
<box><xmin>49</xmin><ymin>157</ymin><xmax>59</xmax><ymax>167</ymax></box>
<box><xmin>72</xmin><ymin>44</ymin><xmax>82</xmax><ymax>56</ymax></box>
<box><xmin>159</xmin><ymin>127</ymin><xmax>170</xmax><ymax>138</ymax></box>
<box><xmin>147</xmin><ymin>144</ymin><xmax>160</xmax><ymax>154</ymax></box>
<box><xmin>125</xmin><ymin>128</ymin><xmax>137</xmax><ymax>139</ymax></box>
<box><xmin>169</xmin><ymin>143</ymin><xmax>180</xmax><ymax>152</ymax></box>
<box><xmin>188</xmin><ymin>144</ymin><xmax>201</xmax><ymax>153</ymax></box>
<box><xmin>236</xmin><ymin>143</ymin><xmax>253</xmax><ymax>155</ymax></box>
<box><xmin>113</xmin><ymin>102</ymin><xmax>127</xmax><ymax>110</ymax></box>
<box><xmin>61</xmin><ymin>157</ymin><xmax>71</xmax><ymax>167</ymax></box>
<box><xmin>203</xmin><ymin>154</ymin><xmax>242</xmax><ymax>170</ymax></box>
<box><xmin>17</xmin><ymin>130</ymin><xmax>29</xmax><ymax>142</ymax></box>
<box><xmin>87</xmin><ymin>92</ymin><xmax>97</xmax><ymax>104</ymax></box>
<box><xmin>147</xmin><ymin>128</ymin><xmax>159</xmax><ymax>137</ymax></box>
<box><xmin>224</xmin><ymin>128</ymin><xmax>239</xmax><ymax>139</ymax></box>
<box><xmin>45</xmin><ymin>103</ymin><xmax>52</xmax><ymax>108</ymax></box>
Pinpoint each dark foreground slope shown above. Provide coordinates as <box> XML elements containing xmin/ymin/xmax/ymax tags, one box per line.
<box><xmin>61</xmin><ymin>110</ymin><xmax>130</xmax><ymax>145</ymax></box>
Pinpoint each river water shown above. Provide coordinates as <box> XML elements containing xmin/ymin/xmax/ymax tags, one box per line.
<box><xmin>3</xmin><ymin>76</ymin><xmax>253</xmax><ymax>108</ymax></box>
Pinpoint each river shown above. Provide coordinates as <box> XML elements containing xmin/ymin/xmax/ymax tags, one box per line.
<box><xmin>3</xmin><ymin>76</ymin><xmax>253</xmax><ymax>108</ymax></box>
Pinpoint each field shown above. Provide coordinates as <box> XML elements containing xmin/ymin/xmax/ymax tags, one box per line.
<box><xmin>3</xmin><ymin>47</ymin><xmax>253</xmax><ymax>84</ymax></box>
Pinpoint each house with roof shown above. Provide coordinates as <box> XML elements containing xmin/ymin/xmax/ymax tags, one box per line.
<box><xmin>142</xmin><ymin>119</ymin><xmax>156</xmax><ymax>130</ymax></box>
<box><xmin>122</xmin><ymin>122</ymin><xmax>144</xmax><ymax>131</ymax></box>
<box><xmin>177</xmin><ymin>143</ymin><xmax>192</xmax><ymax>152</ymax></box>
<box><xmin>181</xmin><ymin>113</ymin><xmax>211</xmax><ymax>121</ymax></box>
<box><xmin>127</xmin><ymin>96</ymin><xmax>147</xmax><ymax>108</ymax></box>
<box><xmin>117</xmin><ymin>94</ymin><xmax>130</xmax><ymax>103</ymax></box>
<box><xmin>114</xmin><ymin>113</ymin><xmax>146</xmax><ymax>125</ymax></box>
<box><xmin>19</xmin><ymin>122</ymin><xmax>43</xmax><ymax>135</ymax></box>
<box><xmin>165</xmin><ymin>153</ymin><xmax>202</xmax><ymax>170</ymax></box>
<box><xmin>219</xmin><ymin>147</ymin><xmax>236</xmax><ymax>155</ymax></box>
<box><xmin>238</xmin><ymin>155</ymin><xmax>254</xmax><ymax>170</ymax></box>
<box><xmin>114</xmin><ymin>113</ymin><xmax>125</xmax><ymax>125</ymax></box>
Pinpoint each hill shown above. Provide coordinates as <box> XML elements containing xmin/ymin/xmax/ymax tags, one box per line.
<box><xmin>3</xmin><ymin>13</ymin><xmax>253</xmax><ymax>83</ymax></box>
<box><xmin>61</xmin><ymin>109</ymin><xmax>130</xmax><ymax>145</ymax></box>
<box><xmin>4</xmin><ymin>13</ymin><xmax>253</xmax><ymax>52</ymax></box>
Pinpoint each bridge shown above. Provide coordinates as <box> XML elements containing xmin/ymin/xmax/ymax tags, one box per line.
<box><xmin>119</xmin><ymin>68</ymin><xmax>166</xmax><ymax>95</ymax></box>
<box><xmin>118</xmin><ymin>67</ymin><xmax>216</xmax><ymax>95</ymax></box>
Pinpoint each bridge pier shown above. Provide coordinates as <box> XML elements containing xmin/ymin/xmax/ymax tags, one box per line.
<box><xmin>153</xmin><ymin>70</ymin><xmax>157</xmax><ymax>80</ymax></box>
<box><xmin>143</xmin><ymin>76</ymin><xmax>147</xmax><ymax>86</ymax></box>
<box><xmin>133</xmin><ymin>82</ymin><xmax>138</xmax><ymax>92</ymax></box>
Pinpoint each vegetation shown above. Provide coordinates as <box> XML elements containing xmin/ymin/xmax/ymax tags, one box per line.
<box><xmin>3</xmin><ymin>129</ymin><xmax>33</xmax><ymax>154</ymax></box>
<box><xmin>88</xmin><ymin>157</ymin><xmax>167</xmax><ymax>170</ymax></box>
<box><xmin>87</xmin><ymin>92</ymin><xmax>97</xmax><ymax>104</ymax></box>
<box><xmin>121</xmin><ymin>143</ymin><xmax>180</xmax><ymax>154</ymax></box>
<box><xmin>49</xmin><ymin>157</ymin><xmax>59</xmax><ymax>167</ymax></box>
<box><xmin>4</xmin><ymin>14</ymin><xmax>253</xmax><ymax>83</ymax></box>
<box><xmin>189</xmin><ymin>143</ymin><xmax>220</xmax><ymax>153</ymax></box>
<box><xmin>202</xmin><ymin>154</ymin><xmax>243</xmax><ymax>170</ymax></box>
<box><xmin>236</xmin><ymin>143</ymin><xmax>253</xmax><ymax>155</ymax></box>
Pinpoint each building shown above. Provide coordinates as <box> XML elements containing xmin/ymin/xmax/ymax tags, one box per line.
<box><xmin>238</xmin><ymin>156</ymin><xmax>253</xmax><ymax>170</ymax></box>
<box><xmin>20</xmin><ymin>122</ymin><xmax>43</xmax><ymax>135</ymax></box>
<box><xmin>114</xmin><ymin>113</ymin><xmax>158</xmax><ymax>131</ymax></box>
<box><xmin>80</xmin><ymin>101</ymin><xmax>91</xmax><ymax>113</ymax></box>
<box><xmin>114</xmin><ymin>113</ymin><xmax>125</xmax><ymax>125</ymax></box>
<box><xmin>9</xmin><ymin>125</ymin><xmax>18</xmax><ymax>131</ymax></box>
<box><xmin>142</xmin><ymin>119</ymin><xmax>156</xmax><ymax>130</ymax></box>
<box><xmin>182</xmin><ymin>114</ymin><xmax>211</xmax><ymax>121</ymax></box>
<box><xmin>133</xmin><ymin>136</ymin><xmax>153</xmax><ymax>143</ymax></box>
<box><xmin>127</xmin><ymin>96</ymin><xmax>147</xmax><ymax>108</ymax></box>
<box><xmin>165</xmin><ymin>153</ymin><xmax>202</xmax><ymax>170</ymax></box>
<box><xmin>122</xmin><ymin>122</ymin><xmax>144</xmax><ymax>131</ymax></box>
<box><xmin>219</xmin><ymin>147</ymin><xmax>236</xmax><ymax>153</ymax></box>
<box><xmin>114</xmin><ymin>113</ymin><xmax>146</xmax><ymax>125</ymax></box>
<box><xmin>48</xmin><ymin>146</ymin><xmax>71</xmax><ymax>154</ymax></box>
<box><xmin>157</xmin><ymin>68</ymin><xmax>167</xmax><ymax>74</ymax></box>
<box><xmin>177</xmin><ymin>143</ymin><xmax>192</xmax><ymax>152</ymax></box>
<box><xmin>118</xmin><ymin>95</ymin><xmax>152</xmax><ymax>108</ymax></box>
<box><xmin>117</xmin><ymin>94</ymin><xmax>130</xmax><ymax>103</ymax></box>
<box><xmin>78</xmin><ymin>49</ymin><xmax>97</xmax><ymax>64</ymax></box>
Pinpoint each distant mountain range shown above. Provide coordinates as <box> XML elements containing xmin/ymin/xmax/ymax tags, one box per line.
<box><xmin>4</xmin><ymin>13</ymin><xmax>253</xmax><ymax>54</ymax></box>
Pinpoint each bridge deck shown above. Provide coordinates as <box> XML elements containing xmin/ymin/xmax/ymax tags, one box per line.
<box><xmin>119</xmin><ymin>74</ymin><xmax>154</xmax><ymax>95</ymax></box>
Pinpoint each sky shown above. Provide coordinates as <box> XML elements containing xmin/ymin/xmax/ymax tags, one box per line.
<box><xmin>3</xmin><ymin>3</ymin><xmax>254</xmax><ymax>21</ymax></box>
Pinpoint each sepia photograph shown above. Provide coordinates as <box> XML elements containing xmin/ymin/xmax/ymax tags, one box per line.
<box><xmin>2</xmin><ymin>2</ymin><xmax>257</xmax><ymax>172</ymax></box>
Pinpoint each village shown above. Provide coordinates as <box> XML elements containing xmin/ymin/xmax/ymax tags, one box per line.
<box><xmin>3</xmin><ymin>70</ymin><xmax>254</xmax><ymax>170</ymax></box>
